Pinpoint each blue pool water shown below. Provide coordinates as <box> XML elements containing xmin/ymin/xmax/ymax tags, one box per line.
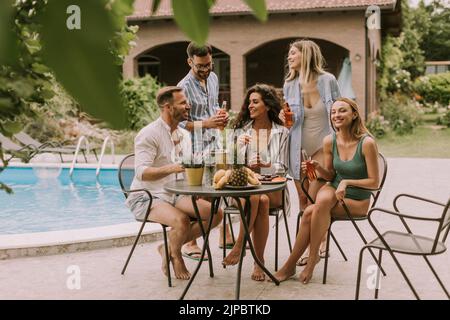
<box><xmin>0</xmin><ymin>167</ymin><xmax>134</xmax><ymax>235</ymax></box>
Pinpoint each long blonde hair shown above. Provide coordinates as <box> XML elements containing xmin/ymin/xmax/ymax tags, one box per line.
<box><xmin>331</xmin><ymin>97</ymin><xmax>373</xmax><ymax>140</ymax></box>
<box><xmin>285</xmin><ymin>39</ymin><xmax>325</xmax><ymax>84</ymax></box>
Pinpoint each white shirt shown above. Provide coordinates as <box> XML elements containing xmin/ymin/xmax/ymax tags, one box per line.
<box><xmin>126</xmin><ymin>117</ymin><xmax>191</xmax><ymax>204</ymax></box>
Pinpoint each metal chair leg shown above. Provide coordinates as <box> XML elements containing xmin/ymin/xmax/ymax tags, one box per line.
<box><xmin>275</xmin><ymin>214</ymin><xmax>279</xmax><ymax>271</ymax></box>
<box><xmin>322</xmin><ymin>226</ymin><xmax>332</xmax><ymax>284</ymax></box>
<box><xmin>222</xmin><ymin>210</ymin><xmax>227</xmax><ymax>265</ymax></box>
<box><xmin>282</xmin><ymin>208</ymin><xmax>293</xmax><ymax>253</ymax></box>
<box><xmin>93</xmin><ymin>149</ymin><xmax>99</xmax><ymax>161</ymax></box>
<box><xmin>329</xmin><ymin>231</ymin><xmax>347</xmax><ymax>261</ymax></box>
<box><xmin>162</xmin><ymin>226</ymin><xmax>172</xmax><ymax>287</ymax></box>
<box><xmin>121</xmin><ymin>220</ymin><xmax>147</xmax><ymax>275</ymax></box>
<box><xmin>374</xmin><ymin>249</ymin><xmax>382</xmax><ymax>299</ymax></box>
<box><xmin>443</xmin><ymin>225</ymin><xmax>450</xmax><ymax>242</ymax></box>
<box><xmin>82</xmin><ymin>150</ymin><xmax>88</xmax><ymax>163</ymax></box>
<box><xmin>355</xmin><ymin>246</ymin><xmax>368</xmax><ymax>300</ymax></box>
<box><xmin>387</xmin><ymin>251</ymin><xmax>420</xmax><ymax>299</ymax></box>
<box><xmin>348</xmin><ymin>218</ymin><xmax>387</xmax><ymax>277</ymax></box>
<box><xmin>205</xmin><ymin>199</ymin><xmax>220</xmax><ymax>277</ymax></box>
<box><xmin>423</xmin><ymin>255</ymin><xmax>449</xmax><ymax>299</ymax></box>
<box><xmin>227</xmin><ymin>211</ymin><xmax>236</xmax><ymax>243</ymax></box>
<box><xmin>296</xmin><ymin>211</ymin><xmax>302</xmax><ymax>236</ymax></box>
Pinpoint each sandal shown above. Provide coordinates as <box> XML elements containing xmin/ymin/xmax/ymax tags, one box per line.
<box><xmin>319</xmin><ymin>248</ymin><xmax>329</xmax><ymax>259</ymax></box>
<box><xmin>219</xmin><ymin>241</ymin><xmax>235</xmax><ymax>249</ymax></box>
<box><xmin>296</xmin><ymin>256</ymin><xmax>309</xmax><ymax>266</ymax></box>
<box><xmin>181</xmin><ymin>248</ymin><xmax>209</xmax><ymax>261</ymax></box>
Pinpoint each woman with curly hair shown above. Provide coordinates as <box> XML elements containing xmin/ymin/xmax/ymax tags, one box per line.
<box><xmin>222</xmin><ymin>83</ymin><xmax>289</xmax><ymax>281</ymax></box>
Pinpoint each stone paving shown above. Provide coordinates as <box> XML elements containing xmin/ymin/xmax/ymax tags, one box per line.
<box><xmin>0</xmin><ymin>158</ymin><xmax>449</xmax><ymax>300</ymax></box>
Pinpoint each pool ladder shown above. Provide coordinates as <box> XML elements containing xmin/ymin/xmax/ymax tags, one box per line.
<box><xmin>69</xmin><ymin>136</ymin><xmax>90</xmax><ymax>178</ymax></box>
<box><xmin>96</xmin><ymin>136</ymin><xmax>115</xmax><ymax>178</ymax></box>
<box><xmin>69</xmin><ymin>136</ymin><xmax>115</xmax><ymax>178</ymax></box>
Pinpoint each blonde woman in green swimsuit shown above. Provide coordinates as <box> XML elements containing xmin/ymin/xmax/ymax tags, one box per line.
<box><xmin>273</xmin><ymin>97</ymin><xmax>380</xmax><ymax>284</ymax></box>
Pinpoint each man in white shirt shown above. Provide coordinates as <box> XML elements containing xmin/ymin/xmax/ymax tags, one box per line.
<box><xmin>126</xmin><ymin>86</ymin><xmax>223</xmax><ymax>280</ymax></box>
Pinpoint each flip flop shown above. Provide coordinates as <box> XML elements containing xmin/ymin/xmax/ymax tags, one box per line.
<box><xmin>296</xmin><ymin>256</ymin><xmax>309</xmax><ymax>266</ymax></box>
<box><xmin>182</xmin><ymin>249</ymin><xmax>209</xmax><ymax>261</ymax></box>
<box><xmin>219</xmin><ymin>241</ymin><xmax>235</xmax><ymax>249</ymax></box>
<box><xmin>319</xmin><ymin>249</ymin><xmax>329</xmax><ymax>259</ymax></box>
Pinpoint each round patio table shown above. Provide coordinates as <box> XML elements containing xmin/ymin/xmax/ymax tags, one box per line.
<box><xmin>164</xmin><ymin>180</ymin><xmax>286</xmax><ymax>300</ymax></box>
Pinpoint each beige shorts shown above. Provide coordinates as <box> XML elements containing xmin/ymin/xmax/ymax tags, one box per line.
<box><xmin>127</xmin><ymin>192</ymin><xmax>188</xmax><ymax>221</ymax></box>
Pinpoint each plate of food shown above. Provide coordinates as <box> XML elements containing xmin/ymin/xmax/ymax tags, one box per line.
<box><xmin>257</xmin><ymin>175</ymin><xmax>287</xmax><ymax>184</ymax></box>
<box><xmin>224</xmin><ymin>184</ymin><xmax>260</xmax><ymax>190</ymax></box>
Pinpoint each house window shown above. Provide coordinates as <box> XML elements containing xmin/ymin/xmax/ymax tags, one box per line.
<box><xmin>137</xmin><ymin>54</ymin><xmax>161</xmax><ymax>80</ymax></box>
<box><xmin>425</xmin><ymin>62</ymin><xmax>450</xmax><ymax>75</ymax></box>
<box><xmin>213</xmin><ymin>52</ymin><xmax>230</xmax><ymax>105</ymax></box>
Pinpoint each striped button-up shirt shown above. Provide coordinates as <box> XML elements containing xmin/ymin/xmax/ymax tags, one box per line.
<box><xmin>177</xmin><ymin>71</ymin><xmax>221</xmax><ymax>154</ymax></box>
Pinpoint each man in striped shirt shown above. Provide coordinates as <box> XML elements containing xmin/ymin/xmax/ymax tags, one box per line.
<box><xmin>177</xmin><ymin>42</ymin><xmax>227</xmax><ymax>153</ymax></box>
<box><xmin>177</xmin><ymin>42</ymin><xmax>233</xmax><ymax>259</ymax></box>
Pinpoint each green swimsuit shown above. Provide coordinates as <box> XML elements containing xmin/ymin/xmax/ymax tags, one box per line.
<box><xmin>330</xmin><ymin>133</ymin><xmax>371</xmax><ymax>200</ymax></box>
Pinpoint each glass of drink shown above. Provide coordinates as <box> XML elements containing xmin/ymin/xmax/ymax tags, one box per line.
<box><xmin>217</xmin><ymin>101</ymin><xmax>227</xmax><ymax>130</ymax></box>
<box><xmin>302</xmin><ymin>149</ymin><xmax>317</xmax><ymax>181</ymax></box>
<box><xmin>215</xmin><ymin>149</ymin><xmax>228</xmax><ymax>171</ymax></box>
<box><xmin>284</xmin><ymin>102</ymin><xmax>294</xmax><ymax>129</ymax></box>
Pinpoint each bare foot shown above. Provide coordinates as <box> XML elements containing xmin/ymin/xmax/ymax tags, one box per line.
<box><xmin>157</xmin><ymin>244</ymin><xmax>169</xmax><ymax>277</ymax></box>
<box><xmin>298</xmin><ymin>254</ymin><xmax>320</xmax><ymax>284</ymax></box>
<box><xmin>222</xmin><ymin>247</ymin><xmax>243</xmax><ymax>266</ymax></box>
<box><xmin>171</xmin><ymin>256</ymin><xmax>191</xmax><ymax>280</ymax></box>
<box><xmin>251</xmin><ymin>263</ymin><xmax>266</xmax><ymax>282</ymax></box>
<box><xmin>270</xmin><ymin>266</ymin><xmax>296</xmax><ymax>283</ymax></box>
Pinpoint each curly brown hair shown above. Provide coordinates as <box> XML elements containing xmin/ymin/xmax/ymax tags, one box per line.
<box><xmin>234</xmin><ymin>83</ymin><xmax>284</xmax><ymax>129</ymax></box>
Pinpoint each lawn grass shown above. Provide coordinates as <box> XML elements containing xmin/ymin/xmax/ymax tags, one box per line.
<box><xmin>377</xmin><ymin>125</ymin><xmax>450</xmax><ymax>158</ymax></box>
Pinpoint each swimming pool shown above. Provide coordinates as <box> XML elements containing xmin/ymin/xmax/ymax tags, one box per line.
<box><xmin>0</xmin><ymin>166</ymin><xmax>134</xmax><ymax>235</ymax></box>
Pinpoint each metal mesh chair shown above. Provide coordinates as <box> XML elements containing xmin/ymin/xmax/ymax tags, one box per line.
<box><xmin>222</xmin><ymin>187</ymin><xmax>293</xmax><ymax>271</ymax></box>
<box><xmin>356</xmin><ymin>194</ymin><xmax>450</xmax><ymax>300</ymax></box>
<box><xmin>301</xmin><ymin>152</ymin><xmax>388</xmax><ymax>284</ymax></box>
<box><xmin>118</xmin><ymin>154</ymin><xmax>172</xmax><ymax>287</ymax></box>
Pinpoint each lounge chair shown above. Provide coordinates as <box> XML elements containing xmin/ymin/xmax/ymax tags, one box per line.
<box><xmin>14</xmin><ymin>132</ymin><xmax>99</xmax><ymax>162</ymax></box>
<box><xmin>0</xmin><ymin>133</ymin><xmax>81</xmax><ymax>163</ymax></box>
<box><xmin>0</xmin><ymin>133</ymin><xmax>39</xmax><ymax>162</ymax></box>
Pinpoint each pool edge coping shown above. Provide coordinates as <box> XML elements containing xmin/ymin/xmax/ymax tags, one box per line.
<box><xmin>0</xmin><ymin>222</ymin><xmax>162</xmax><ymax>260</ymax></box>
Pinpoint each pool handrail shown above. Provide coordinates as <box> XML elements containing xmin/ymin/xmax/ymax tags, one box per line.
<box><xmin>69</xmin><ymin>136</ymin><xmax>90</xmax><ymax>177</ymax></box>
<box><xmin>96</xmin><ymin>136</ymin><xmax>115</xmax><ymax>178</ymax></box>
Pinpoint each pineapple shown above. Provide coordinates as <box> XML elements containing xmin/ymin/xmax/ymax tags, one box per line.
<box><xmin>228</xmin><ymin>136</ymin><xmax>248</xmax><ymax>186</ymax></box>
<box><xmin>228</xmin><ymin>165</ymin><xmax>248</xmax><ymax>186</ymax></box>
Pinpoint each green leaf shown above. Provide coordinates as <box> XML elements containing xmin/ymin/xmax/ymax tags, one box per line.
<box><xmin>31</xmin><ymin>62</ymin><xmax>52</xmax><ymax>75</ymax></box>
<box><xmin>1</xmin><ymin>120</ymin><xmax>23</xmax><ymax>134</ymax></box>
<box><xmin>244</xmin><ymin>0</ymin><xmax>267</xmax><ymax>22</ymax></box>
<box><xmin>151</xmin><ymin>0</ymin><xmax>162</xmax><ymax>14</ymax></box>
<box><xmin>0</xmin><ymin>98</ymin><xmax>15</xmax><ymax>112</ymax></box>
<box><xmin>172</xmin><ymin>0</ymin><xmax>210</xmax><ymax>46</ymax></box>
<box><xmin>207</xmin><ymin>0</ymin><xmax>216</xmax><ymax>9</ymax></box>
<box><xmin>0</xmin><ymin>0</ymin><xmax>19</xmax><ymax>67</ymax></box>
<box><xmin>7</xmin><ymin>80</ymin><xmax>35</xmax><ymax>98</ymax></box>
<box><xmin>38</xmin><ymin>0</ymin><xmax>125</xmax><ymax>129</ymax></box>
<box><xmin>109</xmin><ymin>0</ymin><xmax>135</xmax><ymax>29</ymax></box>
<box><xmin>0</xmin><ymin>182</ymin><xmax>14</xmax><ymax>195</ymax></box>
